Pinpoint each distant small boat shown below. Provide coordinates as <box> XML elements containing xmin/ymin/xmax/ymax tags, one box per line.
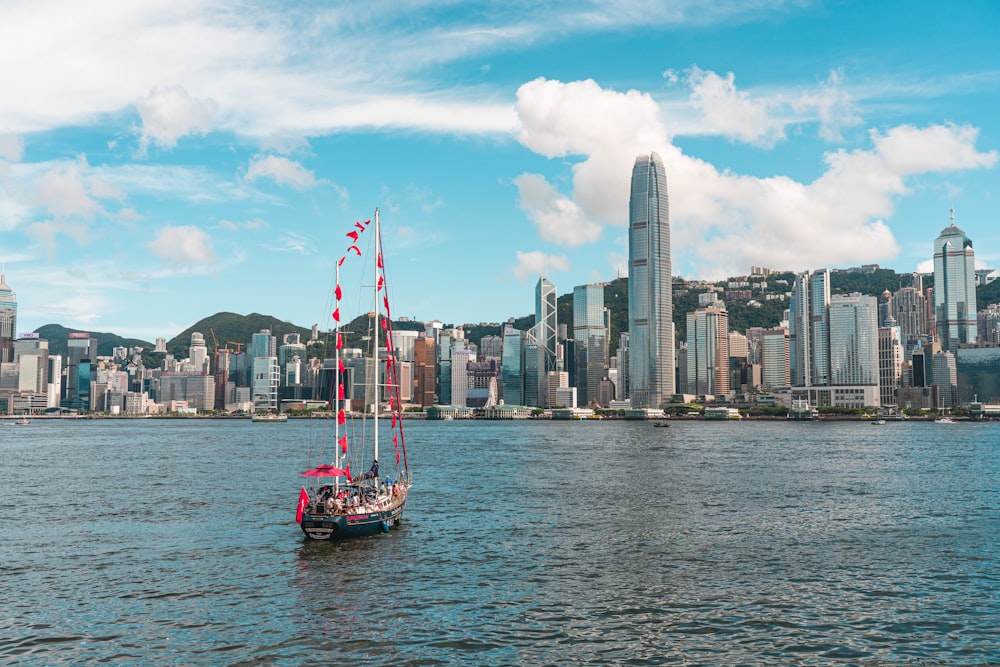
<box><xmin>934</xmin><ymin>416</ymin><xmax>956</xmax><ymax>424</ymax></box>
<box><xmin>14</xmin><ymin>418</ymin><xmax>30</xmax><ymax>426</ymax></box>
<box><xmin>871</xmin><ymin>419</ymin><xmax>886</xmax><ymax>425</ymax></box>
<box><xmin>252</xmin><ymin>413</ymin><xmax>288</xmax><ymax>423</ymax></box>
<box><xmin>652</xmin><ymin>421</ymin><xmax>670</xmax><ymax>428</ymax></box>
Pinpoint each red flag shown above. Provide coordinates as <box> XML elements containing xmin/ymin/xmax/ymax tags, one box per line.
<box><xmin>345</xmin><ymin>463</ymin><xmax>352</xmax><ymax>481</ymax></box>
<box><xmin>356</xmin><ymin>220</ymin><xmax>367</xmax><ymax>231</ymax></box>
<box><xmin>338</xmin><ymin>256</ymin><xmax>346</xmax><ymax>267</ymax></box>
<box><xmin>347</xmin><ymin>230</ymin><xmax>359</xmax><ymax>242</ymax></box>
<box><xmin>338</xmin><ymin>409</ymin><xmax>346</xmax><ymax>425</ymax></box>
<box><xmin>348</xmin><ymin>245</ymin><xmax>361</xmax><ymax>256</ymax></box>
<box><xmin>338</xmin><ymin>358</ymin><xmax>345</xmax><ymax>373</ymax></box>
<box><xmin>333</xmin><ymin>307</ymin><xmax>340</xmax><ymax>322</ymax></box>
<box><xmin>377</xmin><ymin>253</ymin><xmax>383</xmax><ymax>268</ymax></box>
<box><xmin>383</xmin><ymin>295</ymin><xmax>390</xmax><ymax>315</ymax></box>
<box><xmin>335</xmin><ymin>284</ymin><xmax>342</xmax><ymax>301</ymax></box>
<box><xmin>377</xmin><ymin>275</ymin><xmax>384</xmax><ymax>291</ymax></box>
<box><xmin>391</xmin><ymin>413</ymin><xmax>397</xmax><ymax>428</ymax></box>
<box><xmin>336</xmin><ymin>333</ymin><xmax>343</xmax><ymax>350</ymax></box>
<box><xmin>296</xmin><ymin>486</ymin><xmax>309</xmax><ymax>523</ymax></box>
<box><xmin>338</xmin><ymin>434</ymin><xmax>348</xmax><ymax>453</ymax></box>
<box><xmin>338</xmin><ymin>383</ymin><xmax>345</xmax><ymax>400</ymax></box>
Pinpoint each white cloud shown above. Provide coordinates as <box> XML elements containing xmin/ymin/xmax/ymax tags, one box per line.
<box><xmin>148</xmin><ymin>225</ymin><xmax>215</xmax><ymax>268</ymax></box>
<box><xmin>137</xmin><ymin>85</ymin><xmax>216</xmax><ymax>151</ymax></box>
<box><xmin>0</xmin><ymin>134</ymin><xmax>24</xmax><ymax>161</ymax></box>
<box><xmin>271</xmin><ymin>232</ymin><xmax>317</xmax><ymax>254</ymax></box>
<box><xmin>794</xmin><ymin>69</ymin><xmax>861</xmax><ymax>142</ymax></box>
<box><xmin>513</xmin><ymin>173</ymin><xmax>602</xmax><ymax>246</ymax></box>
<box><xmin>245</xmin><ymin>155</ymin><xmax>318</xmax><ymax>190</ymax></box>
<box><xmin>685</xmin><ymin>67</ymin><xmax>785</xmax><ymax>147</ymax></box>
<box><xmin>512</xmin><ymin>250</ymin><xmax>571</xmax><ymax>282</ymax></box>
<box><xmin>32</xmin><ymin>158</ymin><xmax>109</xmax><ymax>219</ymax></box>
<box><xmin>513</xmin><ymin>77</ymin><xmax>997</xmax><ymax>279</ymax></box>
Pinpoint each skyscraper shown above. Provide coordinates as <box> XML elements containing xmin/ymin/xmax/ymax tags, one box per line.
<box><xmin>535</xmin><ymin>276</ymin><xmax>558</xmax><ymax>407</ymax></box>
<box><xmin>685</xmin><ymin>305</ymin><xmax>730</xmax><ymax>396</ymax></box>
<box><xmin>0</xmin><ymin>270</ymin><xmax>16</xmax><ymax>363</ymax></box>
<box><xmin>789</xmin><ymin>269</ymin><xmax>831</xmax><ymax>387</ymax></box>
<box><xmin>933</xmin><ymin>211</ymin><xmax>978</xmax><ymax>352</ymax></box>
<box><xmin>573</xmin><ymin>283</ymin><xmax>608</xmax><ymax>406</ymax></box>
<box><xmin>628</xmin><ymin>152</ymin><xmax>674</xmax><ymax>408</ymax></box>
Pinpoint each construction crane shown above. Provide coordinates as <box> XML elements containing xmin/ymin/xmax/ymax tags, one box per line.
<box><xmin>227</xmin><ymin>341</ymin><xmax>244</xmax><ymax>353</ymax></box>
<box><xmin>209</xmin><ymin>329</ymin><xmax>220</xmax><ymax>356</ymax></box>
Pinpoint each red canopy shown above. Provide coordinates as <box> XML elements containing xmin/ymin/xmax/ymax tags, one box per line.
<box><xmin>301</xmin><ymin>464</ymin><xmax>349</xmax><ymax>478</ymax></box>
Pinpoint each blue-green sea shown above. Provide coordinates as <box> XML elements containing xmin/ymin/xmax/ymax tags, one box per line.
<box><xmin>2</xmin><ymin>418</ymin><xmax>998</xmax><ymax>666</ymax></box>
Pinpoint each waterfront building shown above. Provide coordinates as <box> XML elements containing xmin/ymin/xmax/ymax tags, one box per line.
<box><xmin>500</xmin><ymin>326</ymin><xmax>524</xmax><ymax>406</ymax></box>
<box><xmin>391</xmin><ymin>329</ymin><xmax>419</xmax><ymax>363</ymax></box>
<box><xmin>13</xmin><ymin>336</ymin><xmax>49</xmax><ymax>394</ymax></box>
<box><xmin>760</xmin><ymin>328</ymin><xmax>790</xmax><ymax>391</ymax></box>
<box><xmin>789</xmin><ymin>269</ymin><xmax>831</xmax><ymax>387</ymax></box>
<box><xmin>573</xmin><ymin>283</ymin><xmax>608</xmax><ymax>406</ymax></box>
<box><xmin>932</xmin><ymin>351</ymin><xmax>958</xmax><ymax>408</ymax></box>
<box><xmin>64</xmin><ymin>333</ymin><xmax>97</xmax><ymax>408</ymax></box>
<box><xmin>450</xmin><ymin>348</ymin><xmax>475</xmax><ymax>407</ymax></box>
<box><xmin>547</xmin><ymin>370</ymin><xmax>569</xmax><ymax>409</ymax></box>
<box><xmin>466</xmin><ymin>359</ymin><xmax>499</xmax><ymax>408</ymax></box>
<box><xmin>686</xmin><ymin>305</ymin><xmax>730</xmax><ymax>397</ymax></box>
<box><xmin>413</xmin><ymin>336</ymin><xmax>436</xmax><ymax>407</ymax></box>
<box><xmin>956</xmin><ymin>344</ymin><xmax>1000</xmax><ymax>404</ymax></box>
<box><xmin>878</xmin><ymin>320</ymin><xmax>904</xmax><ymax>407</ymax></box>
<box><xmin>933</xmin><ymin>212</ymin><xmax>978</xmax><ymax>352</ymax></box>
<box><xmin>617</xmin><ymin>332</ymin><xmax>630</xmax><ymax>400</ymax></box>
<box><xmin>828</xmin><ymin>293</ymin><xmax>879</xmax><ymax>387</ymax></box>
<box><xmin>0</xmin><ymin>270</ymin><xmax>16</xmax><ymax>363</ymax></box>
<box><xmin>251</xmin><ymin>330</ymin><xmax>279</xmax><ymax>411</ymax></box>
<box><xmin>628</xmin><ymin>151</ymin><xmax>674</xmax><ymax>408</ymax></box>
<box><xmin>892</xmin><ymin>285</ymin><xmax>928</xmax><ymax>355</ymax></box>
<box><xmin>536</xmin><ymin>277</ymin><xmax>558</xmax><ymax>407</ymax></box>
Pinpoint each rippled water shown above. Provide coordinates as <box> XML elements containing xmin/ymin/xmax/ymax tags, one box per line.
<box><xmin>2</xmin><ymin>418</ymin><xmax>998</xmax><ymax>665</ymax></box>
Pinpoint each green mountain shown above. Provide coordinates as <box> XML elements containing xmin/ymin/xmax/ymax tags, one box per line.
<box><xmin>165</xmin><ymin>312</ymin><xmax>313</xmax><ymax>357</ymax></box>
<box><xmin>33</xmin><ymin>324</ymin><xmax>154</xmax><ymax>359</ymax></box>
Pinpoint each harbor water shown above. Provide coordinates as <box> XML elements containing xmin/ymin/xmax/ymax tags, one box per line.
<box><xmin>2</xmin><ymin>418</ymin><xmax>998</xmax><ymax>665</ymax></box>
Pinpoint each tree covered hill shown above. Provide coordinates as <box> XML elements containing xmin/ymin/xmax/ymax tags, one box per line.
<box><xmin>31</xmin><ymin>268</ymin><xmax>1000</xmax><ymax>361</ymax></box>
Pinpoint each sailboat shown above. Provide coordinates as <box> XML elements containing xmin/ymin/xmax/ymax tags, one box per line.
<box><xmin>296</xmin><ymin>209</ymin><xmax>412</xmax><ymax>540</ymax></box>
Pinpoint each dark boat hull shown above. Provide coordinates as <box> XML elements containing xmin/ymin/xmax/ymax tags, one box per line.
<box><xmin>300</xmin><ymin>499</ymin><xmax>407</xmax><ymax>540</ymax></box>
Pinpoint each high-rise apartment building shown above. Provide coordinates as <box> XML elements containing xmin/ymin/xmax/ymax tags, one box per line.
<box><xmin>934</xmin><ymin>212</ymin><xmax>978</xmax><ymax>352</ymax></box>
<box><xmin>685</xmin><ymin>305</ymin><xmax>730</xmax><ymax>397</ymax></box>
<box><xmin>628</xmin><ymin>151</ymin><xmax>674</xmax><ymax>408</ymax></box>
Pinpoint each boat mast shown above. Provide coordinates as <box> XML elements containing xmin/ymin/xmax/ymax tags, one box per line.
<box><xmin>334</xmin><ymin>260</ymin><xmax>341</xmax><ymax>477</ymax></box>
<box><xmin>373</xmin><ymin>208</ymin><xmax>380</xmax><ymax>466</ymax></box>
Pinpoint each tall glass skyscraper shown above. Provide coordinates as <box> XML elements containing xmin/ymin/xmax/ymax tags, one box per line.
<box><xmin>628</xmin><ymin>152</ymin><xmax>674</xmax><ymax>408</ymax></box>
<box><xmin>535</xmin><ymin>276</ymin><xmax>558</xmax><ymax>407</ymax></box>
<box><xmin>573</xmin><ymin>283</ymin><xmax>608</xmax><ymax>406</ymax></box>
<box><xmin>933</xmin><ymin>212</ymin><xmax>978</xmax><ymax>352</ymax></box>
<box><xmin>789</xmin><ymin>269</ymin><xmax>831</xmax><ymax>387</ymax></box>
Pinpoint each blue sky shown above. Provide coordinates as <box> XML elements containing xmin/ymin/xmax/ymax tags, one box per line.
<box><xmin>2</xmin><ymin>0</ymin><xmax>998</xmax><ymax>342</ymax></box>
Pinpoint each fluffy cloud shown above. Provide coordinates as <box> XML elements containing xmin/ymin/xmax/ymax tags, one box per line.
<box><xmin>513</xmin><ymin>77</ymin><xmax>997</xmax><ymax>279</ymax></box>
<box><xmin>137</xmin><ymin>86</ymin><xmax>216</xmax><ymax>151</ymax></box>
<box><xmin>32</xmin><ymin>157</ymin><xmax>122</xmax><ymax>219</ymax></box>
<box><xmin>149</xmin><ymin>225</ymin><xmax>215</xmax><ymax>268</ymax></box>
<box><xmin>245</xmin><ymin>155</ymin><xmax>318</xmax><ymax>190</ymax></box>
<box><xmin>513</xmin><ymin>173</ymin><xmax>602</xmax><ymax>246</ymax></box>
<box><xmin>0</xmin><ymin>134</ymin><xmax>24</xmax><ymax>162</ymax></box>
<box><xmin>685</xmin><ymin>67</ymin><xmax>786</xmax><ymax>147</ymax></box>
<box><xmin>512</xmin><ymin>250</ymin><xmax>570</xmax><ymax>282</ymax></box>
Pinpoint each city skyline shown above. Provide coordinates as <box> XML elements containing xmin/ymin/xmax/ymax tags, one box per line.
<box><xmin>2</xmin><ymin>2</ymin><xmax>999</xmax><ymax>342</ymax></box>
